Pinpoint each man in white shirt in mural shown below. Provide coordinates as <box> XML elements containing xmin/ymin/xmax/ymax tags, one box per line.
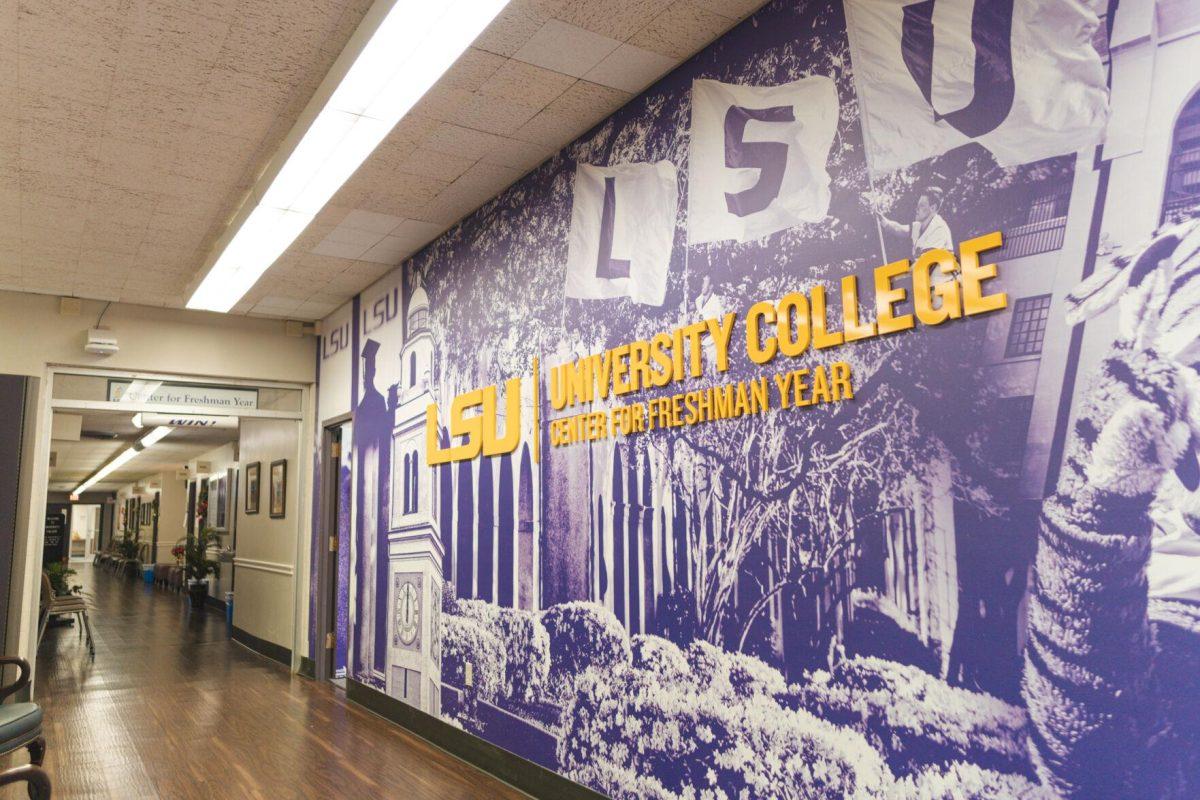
<box><xmin>877</xmin><ymin>186</ymin><xmax>954</xmax><ymax>260</ymax></box>
<box><xmin>695</xmin><ymin>275</ymin><xmax>724</xmax><ymax>372</ymax></box>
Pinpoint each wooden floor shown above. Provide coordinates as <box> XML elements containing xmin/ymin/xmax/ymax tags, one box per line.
<box><xmin>4</xmin><ymin>564</ymin><xmax>527</xmax><ymax>799</ymax></box>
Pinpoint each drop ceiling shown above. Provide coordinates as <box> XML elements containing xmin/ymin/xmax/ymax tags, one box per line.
<box><xmin>49</xmin><ymin>411</ymin><xmax>238</xmax><ymax>493</ymax></box>
<box><xmin>0</xmin><ymin>0</ymin><xmax>763</xmax><ymax>319</ymax></box>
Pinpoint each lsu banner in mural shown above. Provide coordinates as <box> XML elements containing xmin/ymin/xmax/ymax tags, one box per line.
<box><xmin>845</xmin><ymin>0</ymin><xmax>1109</xmax><ymax>172</ymax></box>
<box><xmin>320</xmin><ymin>1</ymin><xmax>1200</xmax><ymax>798</ymax></box>
<box><xmin>687</xmin><ymin>75</ymin><xmax>839</xmax><ymax>243</ymax></box>
<box><xmin>565</xmin><ymin>161</ymin><xmax>679</xmax><ymax>305</ymax></box>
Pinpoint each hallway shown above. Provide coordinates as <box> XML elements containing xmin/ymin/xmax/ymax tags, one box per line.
<box><xmin>15</xmin><ymin>565</ymin><xmax>527</xmax><ymax>799</ymax></box>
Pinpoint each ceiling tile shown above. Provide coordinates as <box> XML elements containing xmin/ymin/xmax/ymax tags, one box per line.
<box><xmin>312</xmin><ymin>229</ymin><xmax>383</xmax><ymax>260</ymax></box>
<box><xmin>371</xmin><ymin>114</ymin><xmax>442</xmax><ymax>168</ymax></box>
<box><xmin>478</xmin><ymin>60</ymin><xmax>576</xmax><ymax>108</ymax></box>
<box><xmin>481</xmin><ymin>137</ymin><xmax>556</xmax><ymax>173</ymax></box>
<box><xmin>628</xmin><ymin>0</ymin><xmax>736</xmax><ymax>59</ymax></box>
<box><xmin>358</xmin><ymin>235</ymin><xmax>413</xmax><ymax>265</ymax></box>
<box><xmin>394</xmin><ymin>147</ymin><xmax>478</xmax><ymax>183</ymax></box>
<box><xmin>692</xmin><ymin>0</ymin><xmax>764</xmax><ymax>20</ymax></box>
<box><xmin>391</xmin><ymin>219</ymin><xmax>447</xmax><ymax>247</ymax></box>
<box><xmin>513</xmin><ymin>107</ymin><xmax>593</xmax><ymax>149</ymax></box>
<box><xmin>555</xmin><ymin>0</ymin><xmax>676</xmax><ymax>41</ymax></box>
<box><xmin>473</xmin><ymin>0</ymin><xmax>552</xmax><ymax>58</ymax></box>
<box><xmin>20</xmin><ymin>170</ymin><xmax>94</xmax><ymax>202</ymax></box>
<box><xmin>420</xmin><ymin>86</ymin><xmax>544</xmax><ymax>136</ymax></box>
<box><xmin>512</xmin><ymin>19</ymin><xmax>622</xmax><ymax>79</ymax></box>
<box><xmin>545</xmin><ymin>80</ymin><xmax>632</xmax><ymax>122</ymax></box>
<box><xmin>585</xmin><ymin>42</ymin><xmax>677</xmax><ymax>93</ymax></box>
<box><xmin>191</xmin><ymin>67</ymin><xmax>293</xmax><ymax>136</ymax></box>
<box><xmin>361</xmin><ymin>173</ymin><xmax>451</xmax><ymax>217</ymax></box>
<box><xmin>422</xmin><ymin>123</ymin><xmax>508</xmax><ymax>162</ymax></box>
<box><xmin>341</xmin><ymin>210</ymin><xmax>405</xmax><ymax>235</ymax></box>
<box><xmin>294</xmin><ymin>299</ymin><xmax>339</xmax><ymax>319</ymax></box>
<box><xmin>441</xmin><ymin>47</ymin><xmax>510</xmax><ymax>92</ymax></box>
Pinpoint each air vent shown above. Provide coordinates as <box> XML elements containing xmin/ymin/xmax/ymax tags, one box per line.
<box><xmin>80</xmin><ymin>430</ymin><xmax>120</xmax><ymax>440</ymax></box>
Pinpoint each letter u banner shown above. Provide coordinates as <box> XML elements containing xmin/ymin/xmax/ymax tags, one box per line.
<box><xmin>845</xmin><ymin>0</ymin><xmax>1109</xmax><ymax>173</ymax></box>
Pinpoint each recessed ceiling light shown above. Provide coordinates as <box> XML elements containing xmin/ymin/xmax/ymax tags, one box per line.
<box><xmin>187</xmin><ymin>0</ymin><xmax>511</xmax><ymax>313</ymax></box>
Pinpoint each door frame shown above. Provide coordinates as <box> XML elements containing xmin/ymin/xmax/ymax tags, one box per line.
<box><xmin>16</xmin><ymin>365</ymin><xmax>311</xmax><ymax>693</ymax></box>
<box><xmin>313</xmin><ymin>413</ymin><xmax>352</xmax><ymax>683</ymax></box>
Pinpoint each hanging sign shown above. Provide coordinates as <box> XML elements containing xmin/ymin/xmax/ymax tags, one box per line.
<box><xmin>108</xmin><ymin>380</ymin><xmax>258</xmax><ymax>410</ymax></box>
<box><xmin>133</xmin><ymin>413</ymin><xmax>239</xmax><ymax>429</ymax></box>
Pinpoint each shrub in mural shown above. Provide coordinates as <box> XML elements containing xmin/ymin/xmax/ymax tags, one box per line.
<box><xmin>454</xmin><ymin>599</ymin><xmax>551</xmax><ymax>704</ymax></box>
<box><xmin>794</xmin><ymin>657</ymin><xmax>1030</xmax><ymax>777</ymax></box>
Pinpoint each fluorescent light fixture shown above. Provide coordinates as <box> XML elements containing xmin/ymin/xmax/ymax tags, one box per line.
<box><xmin>73</xmin><ymin>427</ymin><xmax>174</xmax><ymax>495</ymax></box>
<box><xmin>74</xmin><ymin>447</ymin><xmax>139</xmax><ymax>495</ymax></box>
<box><xmin>139</xmin><ymin>426</ymin><xmax>173</xmax><ymax>448</ymax></box>
<box><xmin>187</xmin><ymin>0</ymin><xmax>511</xmax><ymax>313</ymax></box>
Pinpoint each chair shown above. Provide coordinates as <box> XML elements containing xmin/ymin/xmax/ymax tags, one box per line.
<box><xmin>167</xmin><ymin>565</ymin><xmax>183</xmax><ymax>593</ymax></box>
<box><xmin>0</xmin><ymin>765</ymin><xmax>51</xmax><ymax>798</ymax></box>
<box><xmin>37</xmin><ymin>574</ymin><xmax>94</xmax><ymax>657</ymax></box>
<box><xmin>92</xmin><ymin>538</ymin><xmax>115</xmax><ymax>568</ymax></box>
<box><xmin>0</xmin><ymin>655</ymin><xmax>50</xmax><ymax>799</ymax></box>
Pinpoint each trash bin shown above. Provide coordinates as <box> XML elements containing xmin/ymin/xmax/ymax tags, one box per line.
<box><xmin>143</xmin><ymin>565</ymin><xmax>154</xmax><ymax>584</ymax></box>
<box><xmin>225</xmin><ymin>591</ymin><xmax>234</xmax><ymax>626</ymax></box>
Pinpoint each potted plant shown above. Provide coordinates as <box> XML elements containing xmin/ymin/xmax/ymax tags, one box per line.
<box><xmin>117</xmin><ymin>524</ymin><xmax>140</xmax><ymax>577</ymax></box>
<box><xmin>46</xmin><ymin>561</ymin><xmax>82</xmax><ymax>596</ymax></box>
<box><xmin>184</xmin><ymin>525</ymin><xmax>220</xmax><ymax>611</ymax></box>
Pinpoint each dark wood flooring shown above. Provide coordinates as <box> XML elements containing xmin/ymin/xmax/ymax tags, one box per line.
<box><xmin>4</xmin><ymin>564</ymin><xmax>527</xmax><ymax>799</ymax></box>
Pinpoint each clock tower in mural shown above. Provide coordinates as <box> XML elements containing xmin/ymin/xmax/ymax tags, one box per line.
<box><xmin>386</xmin><ymin>283</ymin><xmax>444</xmax><ymax>716</ymax></box>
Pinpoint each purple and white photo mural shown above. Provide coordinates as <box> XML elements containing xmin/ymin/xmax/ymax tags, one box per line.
<box><xmin>315</xmin><ymin>1</ymin><xmax>1200</xmax><ymax>797</ymax></box>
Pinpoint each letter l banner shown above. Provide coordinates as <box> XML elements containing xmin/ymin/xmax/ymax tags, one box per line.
<box><xmin>564</xmin><ymin>161</ymin><xmax>679</xmax><ymax>306</ymax></box>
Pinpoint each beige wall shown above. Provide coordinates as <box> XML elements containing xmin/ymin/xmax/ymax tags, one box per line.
<box><xmin>0</xmin><ymin>291</ymin><xmax>315</xmax><ymax>383</ymax></box>
<box><xmin>190</xmin><ymin>442</ymin><xmax>238</xmax><ymax>599</ymax></box>
<box><xmin>155</xmin><ymin>474</ymin><xmax>188</xmax><ymax>566</ymax></box>
<box><xmin>233</xmin><ymin>418</ymin><xmax>301</xmax><ymax>652</ymax></box>
<box><xmin>4</xmin><ymin>289</ymin><xmax>317</xmax><ymax>686</ymax></box>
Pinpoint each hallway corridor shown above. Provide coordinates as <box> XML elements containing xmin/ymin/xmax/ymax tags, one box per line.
<box><xmin>13</xmin><ymin>565</ymin><xmax>526</xmax><ymax>799</ymax></box>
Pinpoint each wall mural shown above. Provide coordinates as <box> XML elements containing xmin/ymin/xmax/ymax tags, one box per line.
<box><xmin>315</xmin><ymin>0</ymin><xmax>1200</xmax><ymax>797</ymax></box>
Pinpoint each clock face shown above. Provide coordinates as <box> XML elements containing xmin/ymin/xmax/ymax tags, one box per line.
<box><xmin>395</xmin><ymin>579</ymin><xmax>420</xmax><ymax>648</ymax></box>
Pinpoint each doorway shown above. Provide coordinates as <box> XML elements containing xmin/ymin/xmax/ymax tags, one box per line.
<box><xmin>68</xmin><ymin>504</ymin><xmax>101</xmax><ymax>561</ymax></box>
<box><xmin>318</xmin><ymin>420</ymin><xmax>352</xmax><ymax>685</ymax></box>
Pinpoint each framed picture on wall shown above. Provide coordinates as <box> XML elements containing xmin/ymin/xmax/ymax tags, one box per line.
<box><xmin>213</xmin><ymin>476</ymin><xmax>227</xmax><ymax>530</ymax></box>
<box><xmin>245</xmin><ymin>462</ymin><xmax>261</xmax><ymax>515</ymax></box>
<box><xmin>269</xmin><ymin>459</ymin><xmax>287</xmax><ymax>519</ymax></box>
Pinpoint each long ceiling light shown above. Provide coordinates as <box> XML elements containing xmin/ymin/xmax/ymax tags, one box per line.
<box><xmin>187</xmin><ymin>0</ymin><xmax>511</xmax><ymax>313</ymax></box>
<box><xmin>73</xmin><ymin>427</ymin><xmax>173</xmax><ymax>496</ymax></box>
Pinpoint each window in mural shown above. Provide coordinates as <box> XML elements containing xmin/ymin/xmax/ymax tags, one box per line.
<box><xmin>1005</xmin><ymin>294</ymin><xmax>1053</xmax><ymax>357</ymax></box>
<box><xmin>1164</xmin><ymin>90</ymin><xmax>1200</xmax><ymax>221</ymax></box>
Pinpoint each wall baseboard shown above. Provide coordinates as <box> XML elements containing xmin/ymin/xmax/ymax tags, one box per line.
<box><xmin>231</xmin><ymin>625</ymin><xmax>291</xmax><ymax>667</ymax></box>
<box><xmin>345</xmin><ymin>679</ymin><xmax>603</xmax><ymax>800</ymax></box>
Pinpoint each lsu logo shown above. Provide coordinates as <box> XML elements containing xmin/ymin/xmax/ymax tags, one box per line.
<box><xmin>426</xmin><ymin>378</ymin><xmax>522</xmax><ymax>465</ymax></box>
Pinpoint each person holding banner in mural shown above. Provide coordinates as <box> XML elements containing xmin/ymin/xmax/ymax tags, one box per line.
<box><xmin>875</xmin><ymin>186</ymin><xmax>953</xmax><ymax>261</ymax></box>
